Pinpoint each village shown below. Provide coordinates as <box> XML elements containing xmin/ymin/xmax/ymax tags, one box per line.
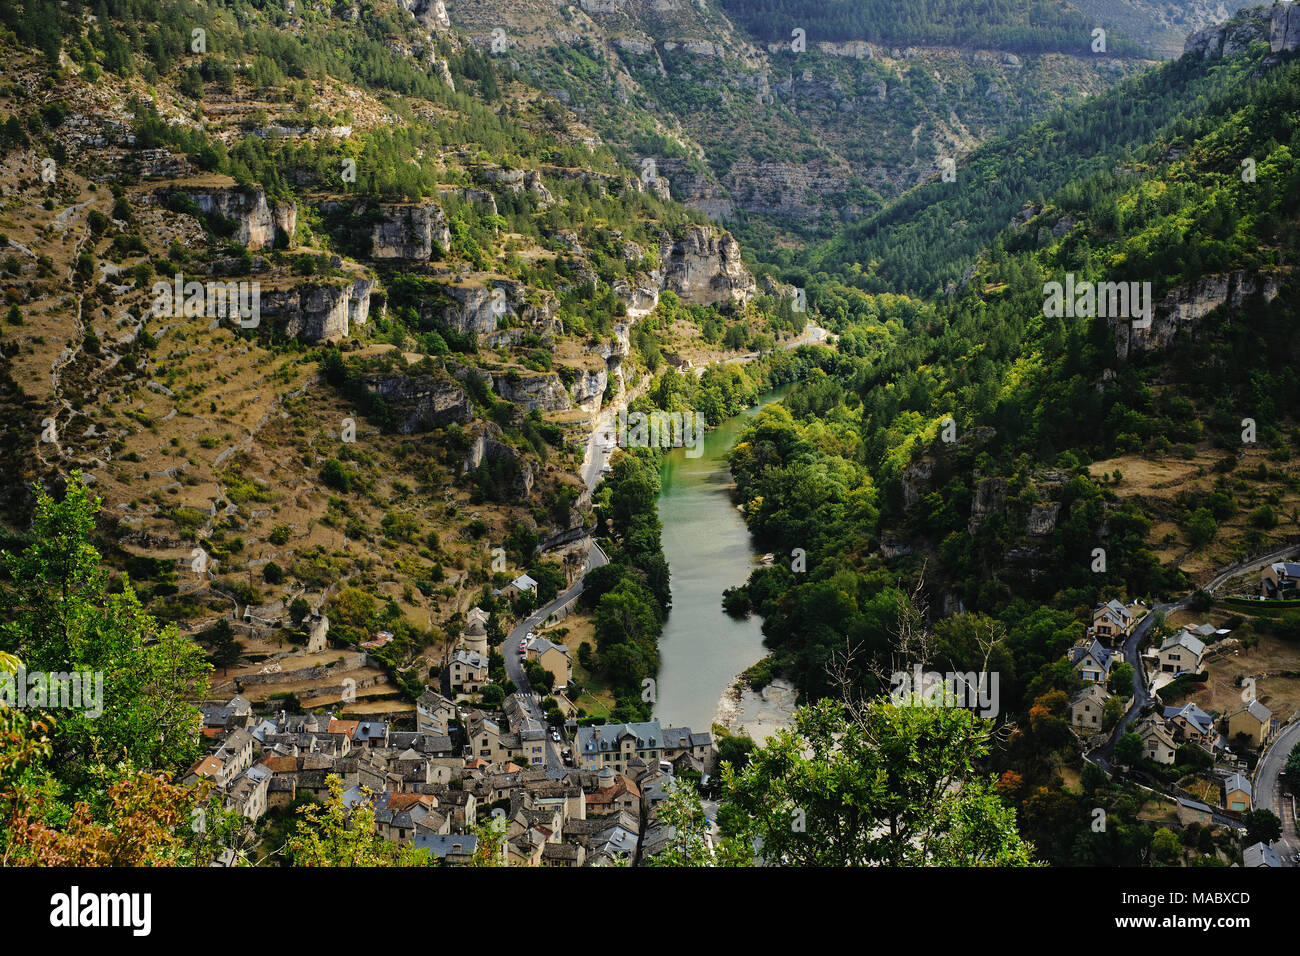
<box><xmin>186</xmin><ymin>596</ymin><xmax>717</xmax><ymax>866</ymax></box>
<box><xmin>1065</xmin><ymin>575</ymin><xmax>1300</xmax><ymax>868</ymax></box>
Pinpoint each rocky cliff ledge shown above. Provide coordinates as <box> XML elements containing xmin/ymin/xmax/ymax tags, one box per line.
<box><xmin>1111</xmin><ymin>270</ymin><xmax>1282</xmax><ymax>359</ymax></box>
<box><xmin>261</xmin><ymin>277</ymin><xmax>375</xmax><ymax>342</ymax></box>
<box><xmin>161</xmin><ymin>185</ymin><xmax>295</xmax><ymax>251</ymax></box>
<box><xmin>359</xmin><ymin>371</ymin><xmax>473</xmax><ymax>433</ymax></box>
<box><xmin>658</xmin><ymin>225</ymin><xmax>756</xmax><ymax>305</ymax></box>
<box><xmin>1184</xmin><ymin>4</ymin><xmax>1300</xmax><ymax>58</ymax></box>
<box><xmin>370</xmin><ymin>201</ymin><xmax>451</xmax><ymax>261</ymax></box>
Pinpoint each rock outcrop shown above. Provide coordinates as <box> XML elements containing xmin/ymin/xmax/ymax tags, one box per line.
<box><xmin>163</xmin><ymin>185</ymin><xmax>294</xmax><ymax>251</ymax></box>
<box><xmin>569</xmin><ymin>367</ymin><xmax>608</xmax><ymax>409</ymax></box>
<box><xmin>370</xmin><ymin>202</ymin><xmax>451</xmax><ymax>261</ymax></box>
<box><xmin>490</xmin><ymin>366</ymin><xmax>608</xmax><ymax>414</ymax></box>
<box><xmin>360</xmin><ymin>372</ymin><xmax>473</xmax><ymax>433</ymax></box>
<box><xmin>612</xmin><ymin>277</ymin><xmax>658</xmax><ymax>315</ymax></box>
<box><xmin>441</xmin><ymin>282</ymin><xmax>558</xmax><ymax>339</ymax></box>
<box><xmin>1025</xmin><ymin>502</ymin><xmax>1061</xmax><ymax>536</ymax></box>
<box><xmin>442</xmin><ymin>284</ymin><xmax>510</xmax><ymax>337</ymax></box>
<box><xmin>1273</xmin><ymin>0</ymin><xmax>1300</xmax><ymax>52</ymax></box>
<box><xmin>398</xmin><ymin>0</ymin><xmax>450</xmax><ymax>30</ymax></box>
<box><xmin>657</xmin><ymin>226</ymin><xmax>755</xmax><ymax>305</ymax></box>
<box><xmin>901</xmin><ymin>457</ymin><xmax>937</xmax><ymax>510</ymax></box>
<box><xmin>1113</xmin><ymin>271</ymin><xmax>1282</xmax><ymax>359</ymax></box>
<box><xmin>261</xmin><ymin>277</ymin><xmax>375</xmax><ymax>341</ymax></box>
<box><xmin>968</xmin><ymin>477</ymin><xmax>1007</xmax><ymax>533</ymax></box>
<box><xmin>463</xmin><ymin>427</ymin><xmax>533</xmax><ymax>496</ymax></box>
<box><xmin>492</xmin><ymin>371</ymin><xmax>572</xmax><ymax>414</ymax></box>
<box><xmin>476</xmin><ymin>166</ymin><xmax>554</xmax><ymax>206</ymax></box>
<box><xmin>1184</xmin><ymin>5</ymin><xmax>1276</xmax><ymax>58</ymax></box>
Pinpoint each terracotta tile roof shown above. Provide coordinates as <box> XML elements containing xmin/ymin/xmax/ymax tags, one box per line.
<box><xmin>328</xmin><ymin>718</ymin><xmax>360</xmax><ymax>738</ymax></box>
<box><xmin>187</xmin><ymin>755</ymin><xmax>223</xmax><ymax>779</ymax></box>
<box><xmin>585</xmin><ymin>775</ymin><xmax>640</xmax><ymax>806</ymax></box>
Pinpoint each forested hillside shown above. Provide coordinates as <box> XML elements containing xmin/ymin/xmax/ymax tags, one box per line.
<box><xmin>721</xmin><ymin>5</ymin><xmax>1300</xmax><ymax>864</ymax></box>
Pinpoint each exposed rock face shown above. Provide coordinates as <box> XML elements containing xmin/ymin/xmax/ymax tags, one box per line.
<box><xmin>477</xmin><ymin>167</ymin><xmax>554</xmax><ymax>206</ymax></box>
<box><xmin>816</xmin><ymin>40</ymin><xmax>876</xmax><ymax>59</ymax></box>
<box><xmin>658</xmin><ymin>226</ymin><xmax>755</xmax><ymax>305</ymax></box>
<box><xmin>1184</xmin><ymin>6</ymin><xmax>1274</xmax><ymax>57</ymax></box>
<box><xmin>360</xmin><ymin>372</ymin><xmax>472</xmax><ymax>433</ymax></box>
<box><xmin>1112</xmin><ymin>271</ymin><xmax>1282</xmax><ymax>359</ymax></box>
<box><xmin>492</xmin><ymin>372</ymin><xmax>572</xmax><ymax>413</ymax></box>
<box><xmin>274</xmin><ymin>202</ymin><xmax>297</xmax><ymax>248</ymax></box>
<box><xmin>901</xmin><ymin>457</ymin><xmax>937</xmax><ymax>509</ymax></box>
<box><xmin>1272</xmin><ymin>0</ymin><xmax>1300</xmax><ymax>52</ymax></box>
<box><xmin>463</xmin><ymin>430</ymin><xmax>533</xmax><ymax>496</ymax></box>
<box><xmin>878</xmin><ymin>533</ymin><xmax>913</xmax><ymax>559</ymax></box>
<box><xmin>569</xmin><ymin>367</ymin><xmax>607</xmax><ymax>409</ymax></box>
<box><xmin>398</xmin><ymin>0</ymin><xmax>449</xmax><ymax>29</ymax></box>
<box><xmin>440</xmin><ymin>281</ymin><xmax>558</xmax><ymax>338</ymax></box>
<box><xmin>261</xmin><ymin>277</ymin><xmax>375</xmax><ymax>341</ymax></box>
<box><xmin>612</xmin><ymin>277</ymin><xmax>658</xmax><ymax>315</ymax></box>
<box><xmin>370</xmin><ymin>202</ymin><xmax>450</xmax><ymax>261</ymax></box>
<box><xmin>592</xmin><ymin>323</ymin><xmax>631</xmax><ymax>366</ymax></box>
<box><xmin>968</xmin><ymin>477</ymin><xmax>1007</xmax><ymax>533</ymax></box>
<box><xmin>442</xmin><ymin>284</ymin><xmax>510</xmax><ymax>336</ymax></box>
<box><xmin>164</xmin><ymin>186</ymin><xmax>294</xmax><ymax>251</ymax></box>
<box><xmin>1026</xmin><ymin>502</ymin><xmax>1061</xmax><ymax>536</ymax></box>
<box><xmin>490</xmin><ymin>366</ymin><xmax>607</xmax><ymax>413</ymax></box>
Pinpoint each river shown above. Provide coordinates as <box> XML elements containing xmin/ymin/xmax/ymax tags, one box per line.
<box><xmin>652</xmin><ymin>385</ymin><xmax>792</xmax><ymax>732</ymax></box>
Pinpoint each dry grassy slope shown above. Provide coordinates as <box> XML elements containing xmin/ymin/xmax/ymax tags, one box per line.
<box><xmin>0</xmin><ymin>26</ymin><xmax>725</xmax><ymax>717</ymax></box>
<box><xmin>1087</xmin><ymin>442</ymin><xmax>1300</xmax><ymax>582</ymax></box>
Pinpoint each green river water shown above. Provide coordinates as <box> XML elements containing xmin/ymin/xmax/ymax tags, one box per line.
<box><xmin>651</xmin><ymin>385</ymin><xmax>791</xmax><ymax>732</ymax></box>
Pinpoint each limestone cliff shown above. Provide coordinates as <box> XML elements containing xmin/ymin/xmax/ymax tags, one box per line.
<box><xmin>359</xmin><ymin>372</ymin><xmax>473</xmax><ymax>433</ymax></box>
<box><xmin>657</xmin><ymin>225</ymin><xmax>755</xmax><ymax>305</ymax></box>
<box><xmin>162</xmin><ymin>185</ymin><xmax>295</xmax><ymax>251</ymax></box>
<box><xmin>261</xmin><ymin>277</ymin><xmax>375</xmax><ymax>342</ymax></box>
<box><xmin>1183</xmin><ymin>3</ymin><xmax>1297</xmax><ymax>57</ymax></box>
<box><xmin>370</xmin><ymin>202</ymin><xmax>451</xmax><ymax>261</ymax></box>
<box><xmin>1111</xmin><ymin>271</ymin><xmax>1282</xmax><ymax>359</ymax></box>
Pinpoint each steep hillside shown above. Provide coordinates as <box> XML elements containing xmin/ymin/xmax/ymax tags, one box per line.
<box><xmin>0</xmin><ymin>0</ymin><xmax>802</xmax><ymax>719</ymax></box>
<box><xmin>716</xmin><ymin>2</ymin><xmax>1300</xmax><ymax>865</ymax></box>
<box><xmin>443</xmin><ymin>0</ymin><xmax>1155</xmax><ymax>244</ymax></box>
<box><xmin>1071</xmin><ymin>0</ymin><xmax>1257</xmax><ymax>57</ymax></box>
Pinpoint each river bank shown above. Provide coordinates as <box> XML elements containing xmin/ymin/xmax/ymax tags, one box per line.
<box><xmin>714</xmin><ymin>675</ymin><xmax>798</xmax><ymax>744</ymax></box>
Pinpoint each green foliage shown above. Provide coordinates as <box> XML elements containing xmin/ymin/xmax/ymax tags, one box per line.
<box><xmin>720</xmin><ymin>698</ymin><xmax>1037</xmax><ymax>866</ymax></box>
<box><xmin>0</xmin><ymin>474</ymin><xmax>210</xmax><ymax>797</ymax></box>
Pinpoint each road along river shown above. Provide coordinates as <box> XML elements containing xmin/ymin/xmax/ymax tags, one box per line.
<box><xmin>652</xmin><ymin>385</ymin><xmax>792</xmax><ymax>732</ymax></box>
